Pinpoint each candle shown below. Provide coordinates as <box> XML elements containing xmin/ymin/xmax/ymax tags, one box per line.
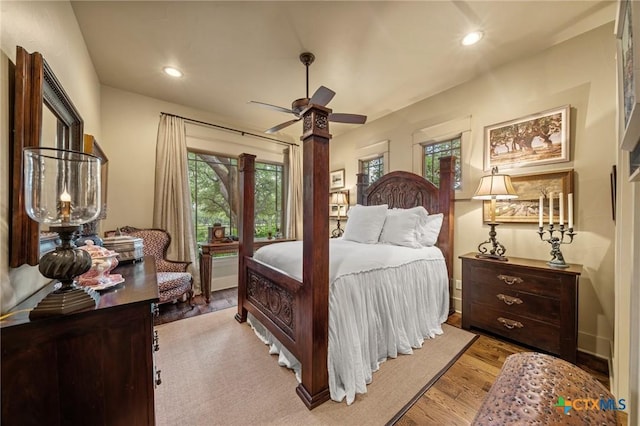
<box><xmin>60</xmin><ymin>189</ymin><xmax>71</xmax><ymax>223</ymax></box>
<box><xmin>568</xmin><ymin>193</ymin><xmax>574</xmax><ymax>229</ymax></box>
<box><xmin>559</xmin><ymin>192</ymin><xmax>564</xmax><ymax>226</ymax></box>
<box><xmin>549</xmin><ymin>192</ymin><xmax>553</xmax><ymax>225</ymax></box>
<box><xmin>539</xmin><ymin>195</ymin><xmax>543</xmax><ymax>228</ymax></box>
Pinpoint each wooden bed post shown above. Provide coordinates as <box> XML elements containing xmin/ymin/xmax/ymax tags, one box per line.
<box><xmin>296</xmin><ymin>104</ymin><xmax>331</xmax><ymax>409</ymax></box>
<box><xmin>356</xmin><ymin>173</ymin><xmax>368</xmax><ymax>205</ymax></box>
<box><xmin>437</xmin><ymin>156</ymin><xmax>456</xmax><ymax>315</ymax></box>
<box><xmin>235</xmin><ymin>153</ymin><xmax>256</xmax><ymax>324</ymax></box>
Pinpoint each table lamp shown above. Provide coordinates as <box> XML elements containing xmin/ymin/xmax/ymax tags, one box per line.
<box><xmin>330</xmin><ymin>192</ymin><xmax>347</xmax><ymax>238</ymax></box>
<box><xmin>472</xmin><ymin>167</ymin><xmax>518</xmax><ymax>261</ymax></box>
<box><xmin>23</xmin><ymin>147</ymin><xmax>102</xmax><ymax>319</ymax></box>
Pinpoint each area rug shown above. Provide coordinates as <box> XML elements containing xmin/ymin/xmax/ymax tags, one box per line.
<box><xmin>154</xmin><ymin>308</ymin><xmax>477</xmax><ymax>426</ymax></box>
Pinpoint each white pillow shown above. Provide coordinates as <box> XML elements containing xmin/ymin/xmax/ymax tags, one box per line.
<box><xmin>419</xmin><ymin>213</ymin><xmax>444</xmax><ymax>246</ymax></box>
<box><xmin>343</xmin><ymin>204</ymin><xmax>388</xmax><ymax>243</ymax></box>
<box><xmin>379</xmin><ymin>207</ymin><xmax>429</xmax><ymax>248</ymax></box>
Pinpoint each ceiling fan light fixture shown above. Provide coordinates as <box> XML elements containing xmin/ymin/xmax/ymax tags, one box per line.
<box><xmin>163</xmin><ymin>66</ymin><xmax>183</xmax><ymax>78</ymax></box>
<box><xmin>250</xmin><ymin>52</ymin><xmax>367</xmax><ymax>134</ymax></box>
<box><xmin>462</xmin><ymin>31</ymin><xmax>484</xmax><ymax>46</ymax></box>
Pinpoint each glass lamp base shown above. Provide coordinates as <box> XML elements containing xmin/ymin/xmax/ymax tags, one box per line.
<box><xmin>29</xmin><ymin>284</ymin><xmax>99</xmax><ymax>319</ymax></box>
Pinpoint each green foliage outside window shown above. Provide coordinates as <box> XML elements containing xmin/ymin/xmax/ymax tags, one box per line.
<box><xmin>423</xmin><ymin>138</ymin><xmax>462</xmax><ymax>189</ymax></box>
<box><xmin>360</xmin><ymin>156</ymin><xmax>384</xmax><ymax>184</ymax></box>
<box><xmin>188</xmin><ymin>152</ymin><xmax>284</xmax><ymax>243</ymax></box>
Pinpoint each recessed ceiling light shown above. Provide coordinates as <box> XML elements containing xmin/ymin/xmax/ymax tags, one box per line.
<box><xmin>462</xmin><ymin>31</ymin><xmax>483</xmax><ymax>46</ymax></box>
<box><xmin>163</xmin><ymin>66</ymin><xmax>183</xmax><ymax>78</ymax></box>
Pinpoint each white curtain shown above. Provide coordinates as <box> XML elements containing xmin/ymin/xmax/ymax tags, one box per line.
<box><xmin>153</xmin><ymin>114</ymin><xmax>200</xmax><ymax>292</ymax></box>
<box><xmin>285</xmin><ymin>145</ymin><xmax>303</xmax><ymax>239</ymax></box>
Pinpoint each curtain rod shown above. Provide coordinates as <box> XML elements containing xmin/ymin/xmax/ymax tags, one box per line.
<box><xmin>160</xmin><ymin>112</ymin><xmax>298</xmax><ymax>147</ymax></box>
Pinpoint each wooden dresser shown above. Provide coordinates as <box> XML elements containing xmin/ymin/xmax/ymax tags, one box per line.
<box><xmin>460</xmin><ymin>253</ymin><xmax>582</xmax><ymax>363</ymax></box>
<box><xmin>1</xmin><ymin>257</ymin><xmax>160</xmax><ymax>426</ymax></box>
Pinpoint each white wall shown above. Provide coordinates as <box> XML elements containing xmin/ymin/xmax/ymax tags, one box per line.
<box><xmin>101</xmin><ymin>85</ymin><xmax>292</xmax><ymax>234</ymax></box>
<box><xmin>101</xmin><ymin>85</ymin><xmax>291</xmax><ymax>292</ymax></box>
<box><xmin>332</xmin><ymin>24</ymin><xmax>618</xmax><ymax>361</ymax></box>
<box><xmin>0</xmin><ymin>1</ymin><xmax>101</xmax><ymax>313</ymax></box>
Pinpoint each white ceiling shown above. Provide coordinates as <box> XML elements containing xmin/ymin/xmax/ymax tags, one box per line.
<box><xmin>71</xmin><ymin>1</ymin><xmax>616</xmax><ymax>141</ymax></box>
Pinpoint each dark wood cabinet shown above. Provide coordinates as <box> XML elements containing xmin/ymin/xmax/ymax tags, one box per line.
<box><xmin>1</xmin><ymin>257</ymin><xmax>159</xmax><ymax>426</ymax></box>
<box><xmin>460</xmin><ymin>253</ymin><xmax>582</xmax><ymax>363</ymax></box>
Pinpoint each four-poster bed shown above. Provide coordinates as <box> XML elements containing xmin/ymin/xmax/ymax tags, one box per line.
<box><xmin>235</xmin><ymin>104</ymin><xmax>455</xmax><ymax>409</ymax></box>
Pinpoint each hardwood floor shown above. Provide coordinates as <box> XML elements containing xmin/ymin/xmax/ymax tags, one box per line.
<box><xmin>156</xmin><ymin>289</ymin><xmax>627</xmax><ymax>425</ymax></box>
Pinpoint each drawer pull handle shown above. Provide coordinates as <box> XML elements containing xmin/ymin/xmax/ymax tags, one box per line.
<box><xmin>498</xmin><ymin>317</ymin><xmax>524</xmax><ymax>329</ymax></box>
<box><xmin>497</xmin><ymin>274</ymin><xmax>523</xmax><ymax>286</ymax></box>
<box><xmin>497</xmin><ymin>294</ymin><xmax>523</xmax><ymax>306</ymax></box>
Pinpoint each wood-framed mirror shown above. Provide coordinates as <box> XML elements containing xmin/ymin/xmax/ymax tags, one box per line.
<box><xmin>9</xmin><ymin>46</ymin><xmax>84</xmax><ymax>268</ymax></box>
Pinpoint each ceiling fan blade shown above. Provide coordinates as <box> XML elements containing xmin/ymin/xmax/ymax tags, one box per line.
<box><xmin>309</xmin><ymin>86</ymin><xmax>336</xmax><ymax>107</ymax></box>
<box><xmin>329</xmin><ymin>113</ymin><xmax>367</xmax><ymax>124</ymax></box>
<box><xmin>265</xmin><ymin>118</ymin><xmax>301</xmax><ymax>134</ymax></box>
<box><xmin>248</xmin><ymin>100</ymin><xmax>294</xmax><ymax>115</ymax></box>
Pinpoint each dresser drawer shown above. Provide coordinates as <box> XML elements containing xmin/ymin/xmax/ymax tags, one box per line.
<box><xmin>468</xmin><ymin>303</ymin><xmax>561</xmax><ymax>355</ymax></box>
<box><xmin>466</xmin><ymin>262</ymin><xmax>561</xmax><ymax>299</ymax></box>
<box><xmin>467</xmin><ymin>285</ymin><xmax>561</xmax><ymax>325</ymax></box>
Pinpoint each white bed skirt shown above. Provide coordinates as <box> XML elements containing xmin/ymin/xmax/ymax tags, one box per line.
<box><xmin>247</xmin><ymin>256</ymin><xmax>449</xmax><ymax>405</ymax></box>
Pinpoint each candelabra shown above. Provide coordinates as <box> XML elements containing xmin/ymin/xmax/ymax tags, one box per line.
<box><xmin>537</xmin><ymin>224</ymin><xmax>576</xmax><ymax>268</ymax></box>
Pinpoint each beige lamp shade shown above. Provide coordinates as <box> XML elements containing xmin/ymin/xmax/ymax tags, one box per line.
<box><xmin>330</xmin><ymin>192</ymin><xmax>347</xmax><ymax>205</ymax></box>
<box><xmin>472</xmin><ymin>168</ymin><xmax>518</xmax><ymax>200</ymax></box>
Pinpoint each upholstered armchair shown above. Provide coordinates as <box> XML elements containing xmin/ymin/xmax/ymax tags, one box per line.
<box><xmin>117</xmin><ymin>227</ymin><xmax>194</xmax><ymax>305</ymax></box>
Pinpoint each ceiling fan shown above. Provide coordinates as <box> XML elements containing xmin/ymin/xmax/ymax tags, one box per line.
<box><xmin>249</xmin><ymin>52</ymin><xmax>367</xmax><ymax>134</ymax></box>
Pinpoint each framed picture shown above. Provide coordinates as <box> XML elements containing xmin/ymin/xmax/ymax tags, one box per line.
<box><xmin>329</xmin><ymin>190</ymin><xmax>349</xmax><ymax>217</ymax></box>
<box><xmin>616</xmin><ymin>0</ymin><xmax>640</xmax><ymax>153</ymax></box>
<box><xmin>610</xmin><ymin>165</ymin><xmax>617</xmax><ymax>221</ymax></box>
<box><xmin>84</xmin><ymin>134</ymin><xmax>108</xmax><ymax>220</ymax></box>
<box><xmin>330</xmin><ymin>169</ymin><xmax>345</xmax><ymax>190</ymax></box>
<box><xmin>483</xmin><ymin>170</ymin><xmax>574</xmax><ymax>224</ymax></box>
<box><xmin>484</xmin><ymin>105</ymin><xmax>570</xmax><ymax>171</ymax></box>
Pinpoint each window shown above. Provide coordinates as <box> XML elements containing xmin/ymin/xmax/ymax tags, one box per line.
<box><xmin>423</xmin><ymin>137</ymin><xmax>462</xmax><ymax>189</ymax></box>
<box><xmin>360</xmin><ymin>155</ymin><xmax>384</xmax><ymax>184</ymax></box>
<box><xmin>188</xmin><ymin>152</ymin><xmax>284</xmax><ymax>243</ymax></box>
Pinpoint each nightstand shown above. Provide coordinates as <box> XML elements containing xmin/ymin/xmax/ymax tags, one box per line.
<box><xmin>460</xmin><ymin>253</ymin><xmax>582</xmax><ymax>363</ymax></box>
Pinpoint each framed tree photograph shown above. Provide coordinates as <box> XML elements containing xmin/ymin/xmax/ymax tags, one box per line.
<box><xmin>483</xmin><ymin>169</ymin><xmax>574</xmax><ymax>224</ymax></box>
<box><xmin>330</xmin><ymin>169</ymin><xmax>345</xmax><ymax>189</ymax></box>
<box><xmin>484</xmin><ymin>105</ymin><xmax>570</xmax><ymax>171</ymax></box>
<box><xmin>616</xmin><ymin>0</ymin><xmax>640</xmax><ymax>181</ymax></box>
<box><xmin>616</xmin><ymin>0</ymin><xmax>640</xmax><ymax>153</ymax></box>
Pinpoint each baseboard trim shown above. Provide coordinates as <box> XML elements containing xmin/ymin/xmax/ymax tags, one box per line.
<box><xmin>578</xmin><ymin>331</ymin><xmax>611</xmax><ymax>360</ymax></box>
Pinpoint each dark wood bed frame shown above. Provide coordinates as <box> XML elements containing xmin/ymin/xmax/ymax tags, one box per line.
<box><xmin>235</xmin><ymin>104</ymin><xmax>455</xmax><ymax>409</ymax></box>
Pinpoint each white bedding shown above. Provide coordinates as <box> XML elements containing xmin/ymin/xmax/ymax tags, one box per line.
<box><xmin>248</xmin><ymin>239</ymin><xmax>449</xmax><ymax>405</ymax></box>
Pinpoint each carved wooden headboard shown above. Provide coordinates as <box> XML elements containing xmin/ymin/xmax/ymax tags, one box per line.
<box><xmin>363</xmin><ymin>170</ymin><xmax>440</xmax><ymax>211</ymax></box>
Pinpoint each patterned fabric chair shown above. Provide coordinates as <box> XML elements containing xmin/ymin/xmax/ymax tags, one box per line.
<box><xmin>119</xmin><ymin>227</ymin><xmax>194</xmax><ymax>305</ymax></box>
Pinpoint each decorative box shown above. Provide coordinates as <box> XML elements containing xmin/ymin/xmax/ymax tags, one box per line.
<box><xmin>77</xmin><ymin>240</ymin><xmax>123</xmax><ymax>289</ymax></box>
<box><xmin>102</xmin><ymin>236</ymin><xmax>144</xmax><ymax>263</ymax></box>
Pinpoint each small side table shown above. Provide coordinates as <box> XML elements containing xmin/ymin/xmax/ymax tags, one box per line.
<box><xmin>199</xmin><ymin>238</ymin><xmax>294</xmax><ymax>303</ymax></box>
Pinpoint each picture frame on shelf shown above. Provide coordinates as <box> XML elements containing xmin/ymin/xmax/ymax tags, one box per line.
<box><xmin>484</xmin><ymin>105</ymin><xmax>570</xmax><ymax>171</ymax></box>
<box><xmin>483</xmin><ymin>169</ymin><xmax>574</xmax><ymax>224</ymax></box>
<box><xmin>83</xmin><ymin>134</ymin><xmax>108</xmax><ymax>220</ymax></box>
<box><xmin>330</xmin><ymin>169</ymin><xmax>345</xmax><ymax>189</ymax></box>
<box><xmin>616</xmin><ymin>0</ymin><xmax>640</xmax><ymax>154</ymax></box>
